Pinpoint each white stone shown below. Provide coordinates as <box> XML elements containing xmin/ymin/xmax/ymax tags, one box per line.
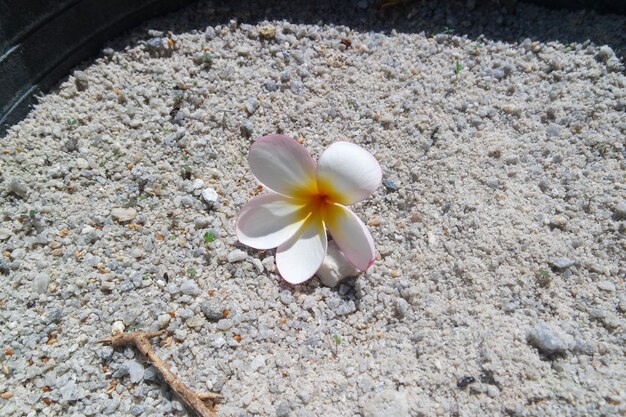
<box><xmin>0</xmin><ymin>228</ymin><xmax>12</xmax><ymax>241</ymax></box>
<box><xmin>157</xmin><ymin>314</ymin><xmax>171</xmax><ymax>329</ymax></box>
<box><xmin>180</xmin><ymin>279</ymin><xmax>202</xmax><ymax>296</ymax></box>
<box><xmin>33</xmin><ymin>273</ymin><xmax>50</xmax><ymax>294</ymax></box>
<box><xmin>111</xmin><ymin>207</ymin><xmax>137</xmax><ymax>223</ymax></box>
<box><xmin>213</xmin><ymin>337</ymin><xmax>226</xmax><ymax>348</ymax></box>
<box><xmin>192</xmin><ymin>179</ymin><xmax>205</xmax><ymax>190</ymax></box>
<box><xmin>111</xmin><ymin>321</ymin><xmax>125</xmax><ymax>335</ymax></box>
<box><xmin>261</xmin><ymin>256</ymin><xmax>275</xmax><ymax>271</ymax></box>
<box><xmin>526</xmin><ymin>322</ymin><xmax>576</xmax><ymax>355</ymax></box>
<box><xmin>249</xmin><ymin>355</ymin><xmax>266</xmax><ymax>372</ymax></box>
<box><xmin>228</xmin><ymin>249</ymin><xmax>247</xmax><ymax>263</ymax></box>
<box><xmin>125</xmin><ymin>360</ymin><xmax>145</xmax><ymax>383</ymax></box>
<box><xmin>76</xmin><ymin>158</ymin><xmax>89</xmax><ymax>169</ymax></box>
<box><xmin>317</xmin><ymin>241</ymin><xmax>359</xmax><ymax>288</ymax></box>
<box><xmin>202</xmin><ymin>188</ymin><xmax>219</xmax><ymax>204</ymax></box>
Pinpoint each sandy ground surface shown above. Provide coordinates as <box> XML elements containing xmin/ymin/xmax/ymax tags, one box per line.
<box><xmin>1</xmin><ymin>1</ymin><xmax>625</xmax><ymax>416</ymax></box>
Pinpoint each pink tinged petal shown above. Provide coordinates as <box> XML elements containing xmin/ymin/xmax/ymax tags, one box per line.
<box><xmin>316</xmin><ymin>141</ymin><xmax>382</xmax><ymax>206</ymax></box>
<box><xmin>236</xmin><ymin>193</ymin><xmax>311</xmax><ymax>250</ymax></box>
<box><xmin>248</xmin><ymin>134</ymin><xmax>317</xmax><ymax>198</ymax></box>
<box><xmin>324</xmin><ymin>203</ymin><xmax>375</xmax><ymax>271</ymax></box>
<box><xmin>276</xmin><ymin>213</ymin><xmax>328</xmax><ymax>284</ymax></box>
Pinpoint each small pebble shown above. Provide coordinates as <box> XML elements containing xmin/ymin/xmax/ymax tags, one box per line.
<box><xmin>33</xmin><ymin>273</ymin><xmax>50</xmax><ymax>294</ymax></box>
<box><xmin>551</xmin><ymin>258</ymin><xmax>575</xmax><ymax>271</ymax></box>
<box><xmin>186</xmin><ymin>315</ymin><xmax>205</xmax><ymax>328</ymax></box>
<box><xmin>244</xmin><ymin>97</ymin><xmax>260</xmax><ymax>115</ymax></box>
<box><xmin>111</xmin><ymin>207</ymin><xmax>137</xmax><ymax>223</ymax></box>
<box><xmin>596</xmin><ymin>281</ymin><xmax>615</xmax><ymax>292</ymax></box>
<box><xmin>549</xmin><ymin>215</ymin><xmax>568</xmax><ymax>230</ymax></box>
<box><xmin>201</xmin><ymin>301</ymin><xmax>224</xmax><ymax>321</ymax></box>
<box><xmin>240</xmin><ymin>119</ymin><xmax>254</xmax><ymax>137</ymax></box>
<box><xmin>526</xmin><ymin>322</ymin><xmax>575</xmax><ymax>355</ymax></box>
<box><xmin>111</xmin><ymin>321</ymin><xmax>125</xmax><ymax>335</ymax></box>
<box><xmin>546</xmin><ymin>123</ymin><xmax>561</xmax><ymax>137</ymax></box>
<box><xmin>202</xmin><ymin>188</ymin><xmax>219</xmax><ymax>205</ymax></box>
<box><xmin>126</xmin><ymin>360</ymin><xmax>144</xmax><ymax>383</ymax></box>
<box><xmin>157</xmin><ymin>314</ymin><xmax>171</xmax><ymax>329</ymax></box>
<box><xmin>382</xmin><ymin>178</ymin><xmax>398</xmax><ymax>192</ymax></box>
<box><xmin>228</xmin><ymin>249</ymin><xmax>247</xmax><ymax>263</ymax></box>
<box><xmin>7</xmin><ymin>179</ymin><xmax>28</xmax><ymax>199</ymax></box>
<box><xmin>74</xmin><ymin>71</ymin><xmax>89</xmax><ymax>91</ymax></box>
<box><xmin>180</xmin><ymin>279</ymin><xmax>202</xmax><ymax>296</ymax></box>
<box><xmin>317</xmin><ymin>241</ymin><xmax>358</xmax><ymax>287</ymax></box>
<box><xmin>614</xmin><ymin>202</ymin><xmax>626</xmax><ymax>219</ymax></box>
<box><xmin>457</xmin><ymin>376</ymin><xmax>475</xmax><ymax>388</ymax></box>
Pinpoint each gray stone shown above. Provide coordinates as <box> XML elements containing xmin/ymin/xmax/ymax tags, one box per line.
<box><xmin>99</xmin><ymin>346</ymin><xmax>114</xmax><ymax>361</ymax></box>
<box><xmin>596</xmin><ymin>45</ymin><xmax>615</xmax><ymax>62</ymax></box>
<box><xmin>60</xmin><ymin>381</ymin><xmax>82</xmax><ymax>402</ymax></box>
<box><xmin>546</xmin><ymin>123</ymin><xmax>561</xmax><ymax>137</ymax></box>
<box><xmin>193</xmin><ymin>217</ymin><xmax>211</xmax><ymax>229</ymax></box>
<box><xmin>10</xmin><ymin>248</ymin><xmax>25</xmax><ymax>260</ymax></box>
<box><xmin>359</xmin><ymin>389</ymin><xmax>409</xmax><ymax>417</ymax></box>
<box><xmin>130</xmin><ymin>404</ymin><xmax>143</xmax><ymax>416</ymax></box>
<box><xmin>202</xmin><ymin>188</ymin><xmax>219</xmax><ymax>204</ymax></box>
<box><xmin>276</xmin><ymin>402</ymin><xmax>291</xmax><ymax>417</ymax></box>
<box><xmin>180</xmin><ymin>279</ymin><xmax>202</xmax><ymax>296</ymax></box>
<box><xmin>504</xmin><ymin>155</ymin><xmax>520</xmax><ymax>165</ymax></box>
<box><xmin>549</xmin><ymin>215</ymin><xmax>568</xmax><ymax>230</ymax></box>
<box><xmin>264</xmin><ymin>80</ymin><xmax>278</xmax><ymax>92</ymax></box>
<box><xmin>395</xmin><ymin>298</ymin><xmax>411</xmax><ymax>318</ymax></box>
<box><xmin>0</xmin><ymin>228</ymin><xmax>11</xmax><ymax>241</ymax></box>
<box><xmin>33</xmin><ymin>273</ymin><xmax>50</xmax><ymax>294</ymax></box>
<box><xmin>201</xmin><ymin>301</ymin><xmax>224</xmax><ymax>321</ymax></box>
<box><xmin>216</xmin><ymin>318</ymin><xmax>233</xmax><ymax>330</ymax></box>
<box><xmin>485</xmin><ymin>177</ymin><xmax>500</xmax><ymax>189</ymax></box>
<box><xmin>228</xmin><ymin>249</ymin><xmax>247</xmax><ymax>263</ymax></box>
<box><xmin>143</xmin><ymin>365</ymin><xmax>159</xmax><ymax>382</ymax></box>
<box><xmin>382</xmin><ymin>178</ymin><xmax>398</xmax><ymax>192</ymax></box>
<box><xmin>119</xmin><ymin>280</ymin><xmax>134</xmax><ymax>292</ymax></box>
<box><xmin>74</xmin><ymin>71</ymin><xmax>89</xmax><ymax>91</ymax></box>
<box><xmin>551</xmin><ymin>258</ymin><xmax>575</xmax><ymax>271</ymax></box>
<box><xmin>125</xmin><ymin>360</ymin><xmax>144</xmax><ymax>384</ymax></box>
<box><xmin>104</xmin><ymin>395</ymin><xmax>121</xmax><ymax>414</ymax></box>
<box><xmin>146</xmin><ymin>37</ymin><xmax>173</xmax><ymax>57</ymax></box>
<box><xmin>614</xmin><ymin>202</ymin><xmax>626</xmax><ymax>219</ymax></box>
<box><xmin>526</xmin><ymin>322</ymin><xmax>576</xmax><ymax>355</ymax></box>
<box><xmin>240</xmin><ymin>119</ymin><xmax>254</xmax><ymax>137</ymax></box>
<box><xmin>290</xmin><ymin>80</ymin><xmax>304</xmax><ymax>94</ymax></box>
<box><xmin>111</xmin><ymin>207</ymin><xmax>137</xmax><ymax>223</ymax></box>
<box><xmin>101</xmin><ymin>281</ymin><xmax>115</xmax><ymax>291</ymax></box>
<box><xmin>597</xmin><ymin>281</ymin><xmax>615</xmax><ymax>292</ymax></box>
<box><xmin>181</xmin><ymin>196</ymin><xmax>195</xmax><ymax>207</ymax></box>
<box><xmin>45</xmin><ymin>308</ymin><xmax>62</xmax><ymax>324</ymax></box>
<box><xmin>317</xmin><ymin>241</ymin><xmax>359</xmax><ymax>288</ymax></box>
<box><xmin>205</xmin><ymin>26</ymin><xmax>216</xmax><ymax>40</ymax></box>
<box><xmin>245</xmin><ymin>97</ymin><xmax>260</xmax><ymax>115</ymax></box>
<box><xmin>157</xmin><ymin>314</ymin><xmax>171</xmax><ymax>329</ymax></box>
<box><xmin>7</xmin><ymin>179</ymin><xmax>28</xmax><ymax>199</ymax></box>
<box><xmin>186</xmin><ymin>314</ymin><xmax>205</xmax><ymax>328</ymax></box>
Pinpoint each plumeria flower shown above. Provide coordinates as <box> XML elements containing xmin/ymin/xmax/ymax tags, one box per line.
<box><xmin>236</xmin><ymin>134</ymin><xmax>382</xmax><ymax>284</ymax></box>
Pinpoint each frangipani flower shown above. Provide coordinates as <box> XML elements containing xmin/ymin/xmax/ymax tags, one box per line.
<box><xmin>236</xmin><ymin>135</ymin><xmax>382</xmax><ymax>284</ymax></box>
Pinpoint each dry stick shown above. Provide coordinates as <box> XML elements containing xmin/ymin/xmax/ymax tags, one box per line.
<box><xmin>99</xmin><ymin>331</ymin><xmax>222</xmax><ymax>417</ymax></box>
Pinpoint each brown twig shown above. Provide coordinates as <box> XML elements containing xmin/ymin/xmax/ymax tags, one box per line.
<box><xmin>99</xmin><ymin>331</ymin><xmax>222</xmax><ymax>417</ymax></box>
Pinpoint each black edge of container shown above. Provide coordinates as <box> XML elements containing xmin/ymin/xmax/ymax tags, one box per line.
<box><xmin>0</xmin><ymin>0</ymin><xmax>196</xmax><ymax>137</ymax></box>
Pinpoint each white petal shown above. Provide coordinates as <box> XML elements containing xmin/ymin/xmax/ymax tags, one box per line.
<box><xmin>276</xmin><ymin>213</ymin><xmax>327</xmax><ymax>284</ymax></box>
<box><xmin>248</xmin><ymin>134</ymin><xmax>317</xmax><ymax>198</ymax></box>
<box><xmin>324</xmin><ymin>203</ymin><xmax>375</xmax><ymax>271</ymax></box>
<box><xmin>316</xmin><ymin>141</ymin><xmax>382</xmax><ymax>205</ymax></box>
<box><xmin>236</xmin><ymin>193</ymin><xmax>310</xmax><ymax>249</ymax></box>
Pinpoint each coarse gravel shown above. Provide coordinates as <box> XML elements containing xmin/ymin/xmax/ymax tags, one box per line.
<box><xmin>1</xmin><ymin>1</ymin><xmax>625</xmax><ymax>416</ymax></box>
